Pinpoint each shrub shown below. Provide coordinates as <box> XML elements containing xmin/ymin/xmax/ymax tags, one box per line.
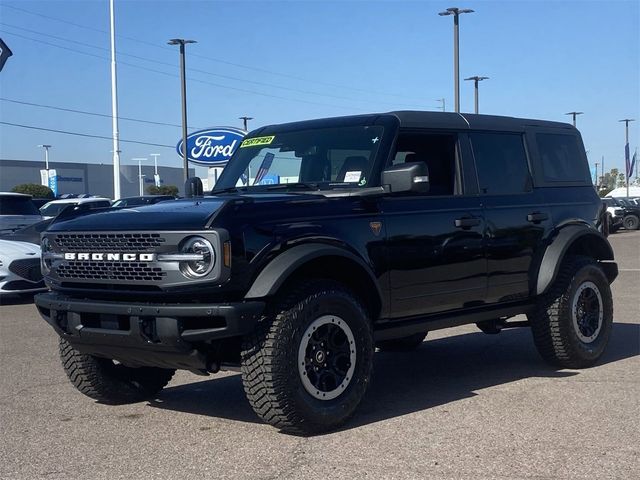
<box><xmin>147</xmin><ymin>185</ymin><xmax>179</xmax><ymax>196</ymax></box>
<box><xmin>11</xmin><ymin>183</ymin><xmax>54</xmax><ymax>198</ymax></box>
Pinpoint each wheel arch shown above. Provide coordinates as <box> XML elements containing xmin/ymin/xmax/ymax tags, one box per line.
<box><xmin>244</xmin><ymin>243</ymin><xmax>383</xmax><ymax>320</ymax></box>
<box><xmin>535</xmin><ymin>225</ymin><xmax>617</xmax><ymax>296</ymax></box>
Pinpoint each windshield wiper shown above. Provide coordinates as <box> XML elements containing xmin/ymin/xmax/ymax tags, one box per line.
<box><xmin>265</xmin><ymin>182</ymin><xmax>320</xmax><ymax>191</ymax></box>
<box><xmin>211</xmin><ymin>186</ymin><xmax>248</xmax><ymax>194</ymax></box>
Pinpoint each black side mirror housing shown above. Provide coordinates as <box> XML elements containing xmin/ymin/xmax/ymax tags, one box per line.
<box><xmin>381</xmin><ymin>162</ymin><xmax>430</xmax><ymax>194</ymax></box>
<box><xmin>184</xmin><ymin>177</ymin><xmax>204</xmax><ymax>198</ymax></box>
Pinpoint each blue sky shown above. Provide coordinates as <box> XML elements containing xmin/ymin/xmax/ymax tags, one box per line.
<box><xmin>0</xmin><ymin>0</ymin><xmax>638</xmax><ymax>180</ymax></box>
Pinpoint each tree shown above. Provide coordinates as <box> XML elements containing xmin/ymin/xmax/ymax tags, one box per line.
<box><xmin>146</xmin><ymin>184</ymin><xmax>179</xmax><ymax>196</ymax></box>
<box><xmin>11</xmin><ymin>183</ymin><xmax>54</xmax><ymax>198</ymax></box>
<box><xmin>617</xmin><ymin>173</ymin><xmax>625</xmax><ymax>188</ymax></box>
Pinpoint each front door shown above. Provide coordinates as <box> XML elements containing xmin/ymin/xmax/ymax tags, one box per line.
<box><xmin>382</xmin><ymin>131</ymin><xmax>487</xmax><ymax>318</ymax></box>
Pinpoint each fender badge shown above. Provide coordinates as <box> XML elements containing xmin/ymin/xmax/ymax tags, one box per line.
<box><xmin>369</xmin><ymin>221</ymin><xmax>382</xmax><ymax>236</ymax></box>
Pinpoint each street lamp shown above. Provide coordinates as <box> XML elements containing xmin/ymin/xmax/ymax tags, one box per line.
<box><xmin>435</xmin><ymin>98</ymin><xmax>446</xmax><ymax>112</ymax></box>
<box><xmin>438</xmin><ymin>7</ymin><xmax>474</xmax><ymax>113</ymax></box>
<box><xmin>239</xmin><ymin>116</ymin><xmax>253</xmax><ymax>131</ymax></box>
<box><xmin>133</xmin><ymin>157</ymin><xmax>148</xmax><ymax>196</ymax></box>
<box><xmin>37</xmin><ymin>144</ymin><xmax>51</xmax><ymax>170</ymax></box>
<box><xmin>464</xmin><ymin>76</ymin><xmax>489</xmax><ymax>114</ymax></box>
<box><xmin>168</xmin><ymin>38</ymin><xmax>197</xmax><ymax>182</ymax></box>
<box><xmin>150</xmin><ymin>153</ymin><xmax>160</xmax><ymax>187</ymax></box>
<box><xmin>565</xmin><ymin>111</ymin><xmax>583</xmax><ymax>127</ymax></box>
<box><xmin>619</xmin><ymin>118</ymin><xmax>636</xmax><ymax>198</ymax></box>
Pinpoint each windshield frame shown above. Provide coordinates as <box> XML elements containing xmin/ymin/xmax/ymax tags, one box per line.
<box><xmin>212</xmin><ymin>115</ymin><xmax>399</xmax><ymax>194</ymax></box>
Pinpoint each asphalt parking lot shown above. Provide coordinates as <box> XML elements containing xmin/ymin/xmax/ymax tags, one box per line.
<box><xmin>1</xmin><ymin>230</ymin><xmax>638</xmax><ymax>480</ymax></box>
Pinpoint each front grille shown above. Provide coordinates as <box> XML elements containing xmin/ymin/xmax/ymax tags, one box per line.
<box><xmin>57</xmin><ymin>261</ymin><xmax>167</xmax><ymax>282</ymax></box>
<box><xmin>54</xmin><ymin>233</ymin><xmax>165</xmax><ymax>252</ymax></box>
<box><xmin>9</xmin><ymin>258</ymin><xmax>43</xmax><ymax>282</ymax></box>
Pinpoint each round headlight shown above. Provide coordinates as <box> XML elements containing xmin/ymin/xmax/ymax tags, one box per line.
<box><xmin>41</xmin><ymin>237</ymin><xmax>52</xmax><ymax>275</ymax></box>
<box><xmin>179</xmin><ymin>236</ymin><xmax>215</xmax><ymax>278</ymax></box>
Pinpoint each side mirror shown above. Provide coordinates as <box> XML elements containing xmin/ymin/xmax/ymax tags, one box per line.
<box><xmin>184</xmin><ymin>177</ymin><xmax>204</xmax><ymax>198</ymax></box>
<box><xmin>381</xmin><ymin>162</ymin><xmax>430</xmax><ymax>194</ymax></box>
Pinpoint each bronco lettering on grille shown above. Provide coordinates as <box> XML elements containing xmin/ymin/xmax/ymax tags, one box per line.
<box><xmin>63</xmin><ymin>253</ymin><xmax>155</xmax><ymax>262</ymax></box>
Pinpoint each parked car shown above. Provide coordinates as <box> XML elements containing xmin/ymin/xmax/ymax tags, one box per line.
<box><xmin>39</xmin><ymin>197</ymin><xmax>111</xmax><ymax>219</ymax></box>
<box><xmin>602</xmin><ymin>198</ymin><xmax>625</xmax><ymax>233</ymax></box>
<box><xmin>111</xmin><ymin>195</ymin><xmax>176</xmax><ymax>208</ymax></box>
<box><xmin>608</xmin><ymin>197</ymin><xmax>640</xmax><ymax>230</ymax></box>
<box><xmin>0</xmin><ymin>218</ymin><xmax>54</xmax><ymax>245</ymax></box>
<box><xmin>0</xmin><ymin>192</ymin><xmax>43</xmax><ymax>234</ymax></box>
<box><xmin>0</xmin><ymin>239</ymin><xmax>46</xmax><ymax>296</ymax></box>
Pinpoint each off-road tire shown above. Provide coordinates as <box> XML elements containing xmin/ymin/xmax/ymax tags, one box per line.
<box><xmin>528</xmin><ymin>256</ymin><xmax>613</xmax><ymax>369</ymax></box>
<box><xmin>59</xmin><ymin>338</ymin><xmax>175</xmax><ymax>404</ymax></box>
<box><xmin>241</xmin><ymin>280</ymin><xmax>373</xmax><ymax>435</ymax></box>
<box><xmin>623</xmin><ymin>214</ymin><xmax>639</xmax><ymax>230</ymax></box>
<box><xmin>376</xmin><ymin>332</ymin><xmax>427</xmax><ymax>351</ymax></box>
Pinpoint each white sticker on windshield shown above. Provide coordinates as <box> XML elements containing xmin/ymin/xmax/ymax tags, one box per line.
<box><xmin>344</xmin><ymin>171</ymin><xmax>362</xmax><ymax>182</ymax></box>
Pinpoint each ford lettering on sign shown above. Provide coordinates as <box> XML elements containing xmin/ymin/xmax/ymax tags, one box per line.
<box><xmin>177</xmin><ymin>127</ymin><xmax>246</xmax><ymax>167</ymax></box>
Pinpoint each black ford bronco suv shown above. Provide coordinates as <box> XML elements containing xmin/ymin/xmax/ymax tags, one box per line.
<box><xmin>35</xmin><ymin>112</ymin><xmax>617</xmax><ymax>434</ymax></box>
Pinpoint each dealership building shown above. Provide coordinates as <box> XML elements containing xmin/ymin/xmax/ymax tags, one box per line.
<box><xmin>0</xmin><ymin>159</ymin><xmax>195</xmax><ymax>198</ymax></box>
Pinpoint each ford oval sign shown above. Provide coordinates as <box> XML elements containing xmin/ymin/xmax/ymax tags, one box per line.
<box><xmin>177</xmin><ymin>127</ymin><xmax>246</xmax><ymax>167</ymax></box>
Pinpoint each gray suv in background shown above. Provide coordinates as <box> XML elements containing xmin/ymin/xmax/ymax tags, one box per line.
<box><xmin>0</xmin><ymin>192</ymin><xmax>43</xmax><ymax>234</ymax></box>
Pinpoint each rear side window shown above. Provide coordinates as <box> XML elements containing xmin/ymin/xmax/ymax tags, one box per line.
<box><xmin>470</xmin><ymin>133</ymin><xmax>531</xmax><ymax>195</ymax></box>
<box><xmin>0</xmin><ymin>196</ymin><xmax>40</xmax><ymax>215</ymax></box>
<box><xmin>536</xmin><ymin>133</ymin><xmax>586</xmax><ymax>182</ymax></box>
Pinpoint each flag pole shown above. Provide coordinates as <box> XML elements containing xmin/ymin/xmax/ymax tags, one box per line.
<box><xmin>110</xmin><ymin>0</ymin><xmax>121</xmax><ymax>200</ymax></box>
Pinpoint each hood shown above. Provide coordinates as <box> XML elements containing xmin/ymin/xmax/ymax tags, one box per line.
<box><xmin>0</xmin><ymin>239</ymin><xmax>41</xmax><ymax>258</ymax></box>
<box><xmin>47</xmin><ymin>198</ymin><xmax>228</xmax><ymax>232</ymax></box>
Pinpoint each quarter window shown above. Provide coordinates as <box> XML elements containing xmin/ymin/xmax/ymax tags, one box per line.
<box><xmin>471</xmin><ymin>133</ymin><xmax>531</xmax><ymax>195</ymax></box>
<box><xmin>536</xmin><ymin>133</ymin><xmax>586</xmax><ymax>182</ymax></box>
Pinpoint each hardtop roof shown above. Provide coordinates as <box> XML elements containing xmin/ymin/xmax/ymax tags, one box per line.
<box><xmin>251</xmin><ymin>111</ymin><xmax>575</xmax><ymax>135</ymax></box>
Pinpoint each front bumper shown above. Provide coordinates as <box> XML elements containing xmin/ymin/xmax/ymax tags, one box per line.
<box><xmin>34</xmin><ymin>291</ymin><xmax>264</xmax><ymax>370</ymax></box>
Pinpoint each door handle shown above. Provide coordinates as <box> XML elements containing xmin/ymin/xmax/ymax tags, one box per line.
<box><xmin>527</xmin><ymin>212</ymin><xmax>548</xmax><ymax>223</ymax></box>
<box><xmin>455</xmin><ymin>217</ymin><xmax>481</xmax><ymax>229</ymax></box>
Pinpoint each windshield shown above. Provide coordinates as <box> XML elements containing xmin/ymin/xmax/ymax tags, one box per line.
<box><xmin>0</xmin><ymin>196</ymin><xmax>40</xmax><ymax>216</ymax></box>
<box><xmin>40</xmin><ymin>202</ymin><xmax>76</xmax><ymax>217</ymax></box>
<box><xmin>214</xmin><ymin>125</ymin><xmax>384</xmax><ymax>191</ymax></box>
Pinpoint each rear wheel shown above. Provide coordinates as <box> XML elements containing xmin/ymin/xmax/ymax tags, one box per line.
<box><xmin>241</xmin><ymin>280</ymin><xmax>373</xmax><ymax>435</ymax></box>
<box><xmin>623</xmin><ymin>214</ymin><xmax>639</xmax><ymax>230</ymax></box>
<box><xmin>59</xmin><ymin>338</ymin><xmax>175</xmax><ymax>404</ymax></box>
<box><xmin>376</xmin><ymin>332</ymin><xmax>427</xmax><ymax>351</ymax></box>
<box><xmin>528</xmin><ymin>256</ymin><xmax>613</xmax><ymax>368</ymax></box>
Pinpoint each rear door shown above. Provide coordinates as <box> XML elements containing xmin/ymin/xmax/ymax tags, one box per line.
<box><xmin>470</xmin><ymin>132</ymin><xmax>552</xmax><ymax>303</ymax></box>
<box><xmin>382</xmin><ymin>130</ymin><xmax>487</xmax><ymax>318</ymax></box>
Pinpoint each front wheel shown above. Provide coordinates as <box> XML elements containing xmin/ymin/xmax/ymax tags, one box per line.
<box><xmin>59</xmin><ymin>339</ymin><xmax>175</xmax><ymax>404</ymax></box>
<box><xmin>241</xmin><ymin>280</ymin><xmax>373</xmax><ymax>435</ymax></box>
<box><xmin>623</xmin><ymin>214</ymin><xmax>639</xmax><ymax>230</ymax></box>
<box><xmin>528</xmin><ymin>256</ymin><xmax>613</xmax><ymax>368</ymax></box>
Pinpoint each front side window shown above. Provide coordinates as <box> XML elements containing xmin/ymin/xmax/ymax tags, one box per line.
<box><xmin>471</xmin><ymin>133</ymin><xmax>532</xmax><ymax>195</ymax></box>
<box><xmin>214</xmin><ymin>126</ymin><xmax>384</xmax><ymax>191</ymax></box>
<box><xmin>390</xmin><ymin>132</ymin><xmax>459</xmax><ymax>196</ymax></box>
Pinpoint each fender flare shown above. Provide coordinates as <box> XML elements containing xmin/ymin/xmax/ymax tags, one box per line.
<box><xmin>244</xmin><ymin>243</ymin><xmax>382</xmax><ymax>302</ymax></box>
<box><xmin>535</xmin><ymin>225</ymin><xmax>614</xmax><ymax>296</ymax></box>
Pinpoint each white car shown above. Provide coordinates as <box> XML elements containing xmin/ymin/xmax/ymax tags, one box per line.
<box><xmin>39</xmin><ymin>197</ymin><xmax>112</xmax><ymax>219</ymax></box>
<box><xmin>0</xmin><ymin>192</ymin><xmax>43</xmax><ymax>234</ymax></box>
<box><xmin>0</xmin><ymin>239</ymin><xmax>46</xmax><ymax>296</ymax></box>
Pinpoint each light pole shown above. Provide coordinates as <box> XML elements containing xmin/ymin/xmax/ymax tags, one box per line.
<box><xmin>435</xmin><ymin>98</ymin><xmax>446</xmax><ymax>112</ymax></box>
<box><xmin>150</xmin><ymin>153</ymin><xmax>160</xmax><ymax>188</ymax></box>
<box><xmin>38</xmin><ymin>144</ymin><xmax>51</xmax><ymax>171</ymax></box>
<box><xmin>565</xmin><ymin>111</ymin><xmax>583</xmax><ymax>127</ymax></box>
<box><xmin>239</xmin><ymin>116</ymin><xmax>253</xmax><ymax>131</ymax></box>
<box><xmin>619</xmin><ymin>118</ymin><xmax>635</xmax><ymax>198</ymax></box>
<box><xmin>109</xmin><ymin>0</ymin><xmax>121</xmax><ymax>200</ymax></box>
<box><xmin>439</xmin><ymin>7</ymin><xmax>474</xmax><ymax>113</ymax></box>
<box><xmin>464</xmin><ymin>76</ymin><xmax>489</xmax><ymax>114</ymax></box>
<box><xmin>133</xmin><ymin>157</ymin><xmax>148</xmax><ymax>196</ymax></box>
<box><xmin>594</xmin><ymin>162</ymin><xmax>599</xmax><ymax>186</ymax></box>
<box><xmin>168</xmin><ymin>38</ymin><xmax>197</xmax><ymax>182</ymax></box>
